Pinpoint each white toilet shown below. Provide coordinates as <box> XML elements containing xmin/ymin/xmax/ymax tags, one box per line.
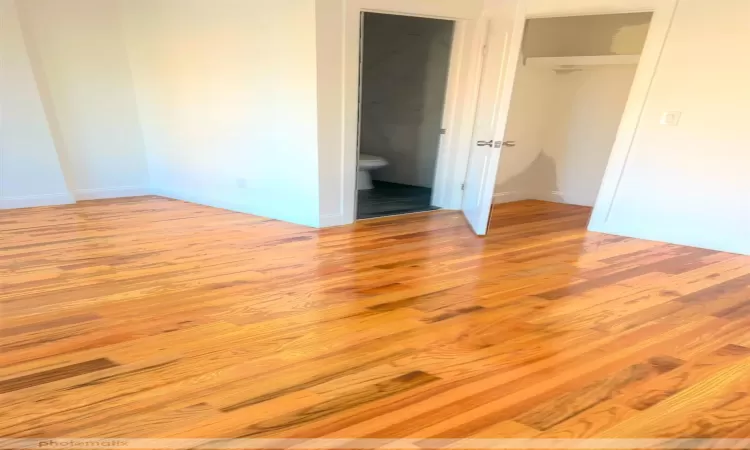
<box><xmin>358</xmin><ymin>153</ymin><xmax>389</xmax><ymax>190</ymax></box>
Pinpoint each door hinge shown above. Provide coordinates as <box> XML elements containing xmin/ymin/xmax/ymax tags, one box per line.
<box><xmin>461</xmin><ymin>183</ymin><xmax>465</xmax><ymax>191</ymax></box>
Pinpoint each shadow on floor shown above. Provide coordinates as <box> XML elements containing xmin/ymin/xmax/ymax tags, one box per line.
<box><xmin>357</xmin><ymin>180</ymin><xmax>439</xmax><ymax>220</ymax></box>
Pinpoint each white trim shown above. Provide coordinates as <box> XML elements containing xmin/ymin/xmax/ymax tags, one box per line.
<box><xmin>74</xmin><ymin>186</ymin><xmax>150</xmax><ymax>201</ymax></box>
<box><xmin>150</xmin><ymin>187</ymin><xmax>319</xmax><ymax>228</ymax></box>
<box><xmin>149</xmin><ymin>187</ymin><xmax>253</xmax><ymax>215</ymax></box>
<box><xmin>587</xmin><ymin>0</ymin><xmax>678</xmax><ymax>230</ymax></box>
<box><xmin>430</xmin><ymin>20</ymin><xmax>469</xmax><ymax>210</ymax></box>
<box><xmin>488</xmin><ymin>0</ymin><xmax>678</xmax><ymax>235</ymax></box>
<box><xmin>492</xmin><ymin>191</ymin><xmax>528</xmax><ymax>204</ymax></box>
<box><xmin>440</xmin><ymin>17</ymin><xmax>489</xmax><ymax>215</ymax></box>
<box><xmin>533</xmin><ymin>190</ymin><xmax>566</xmax><ymax>203</ymax></box>
<box><xmin>591</xmin><ymin>219</ymin><xmax>750</xmax><ymax>256</ymax></box>
<box><xmin>319</xmin><ymin>213</ymin><xmax>347</xmax><ymax>228</ymax></box>
<box><xmin>336</xmin><ymin>0</ymin><xmax>677</xmax><ymax>233</ymax></box>
<box><xmin>341</xmin><ymin>1</ymin><xmax>485</xmax><ymax>226</ymax></box>
<box><xmin>492</xmin><ymin>190</ymin><xmax>576</xmax><ymax>205</ymax></box>
<box><xmin>0</xmin><ymin>193</ymin><xmax>75</xmax><ymax>209</ymax></box>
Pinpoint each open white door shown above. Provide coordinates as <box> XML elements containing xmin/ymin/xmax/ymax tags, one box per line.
<box><xmin>461</xmin><ymin>0</ymin><xmax>525</xmax><ymax>235</ymax></box>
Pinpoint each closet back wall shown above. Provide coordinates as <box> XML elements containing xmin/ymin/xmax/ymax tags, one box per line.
<box><xmin>495</xmin><ymin>64</ymin><xmax>637</xmax><ymax>206</ymax></box>
<box><xmin>548</xmin><ymin>65</ymin><xmax>637</xmax><ymax>206</ymax></box>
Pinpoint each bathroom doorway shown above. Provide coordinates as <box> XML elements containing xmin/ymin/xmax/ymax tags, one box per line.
<box><xmin>355</xmin><ymin>12</ymin><xmax>455</xmax><ymax>220</ymax></box>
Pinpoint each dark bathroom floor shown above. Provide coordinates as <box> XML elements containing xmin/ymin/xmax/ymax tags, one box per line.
<box><xmin>357</xmin><ymin>180</ymin><xmax>439</xmax><ymax>220</ymax></box>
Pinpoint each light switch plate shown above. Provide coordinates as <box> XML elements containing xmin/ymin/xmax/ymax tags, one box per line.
<box><xmin>660</xmin><ymin>111</ymin><xmax>681</xmax><ymax>126</ymax></box>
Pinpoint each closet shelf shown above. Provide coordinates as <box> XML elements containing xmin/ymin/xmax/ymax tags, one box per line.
<box><xmin>525</xmin><ymin>55</ymin><xmax>640</xmax><ymax>69</ymax></box>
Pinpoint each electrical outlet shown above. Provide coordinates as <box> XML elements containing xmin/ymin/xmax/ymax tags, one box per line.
<box><xmin>236</xmin><ymin>178</ymin><xmax>247</xmax><ymax>189</ymax></box>
<box><xmin>660</xmin><ymin>111</ymin><xmax>681</xmax><ymax>126</ymax></box>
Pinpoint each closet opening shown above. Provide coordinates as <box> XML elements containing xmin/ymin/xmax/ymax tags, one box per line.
<box><xmin>490</xmin><ymin>12</ymin><xmax>653</xmax><ymax>230</ymax></box>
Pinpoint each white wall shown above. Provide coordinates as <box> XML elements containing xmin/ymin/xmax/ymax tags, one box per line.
<box><xmin>593</xmin><ymin>0</ymin><xmax>750</xmax><ymax>255</ymax></box>
<box><xmin>359</xmin><ymin>13</ymin><xmax>454</xmax><ymax>188</ymax></box>
<box><xmin>318</xmin><ymin>0</ymin><xmax>485</xmax><ymax>226</ymax></box>
<box><xmin>0</xmin><ymin>0</ymin><xmax>72</xmax><ymax>209</ymax></box>
<box><xmin>494</xmin><ymin>63</ymin><xmax>557</xmax><ymax>202</ymax></box>
<box><xmin>546</xmin><ymin>66</ymin><xmax>637</xmax><ymax>206</ymax></box>
<box><xmin>18</xmin><ymin>0</ymin><xmax>149</xmax><ymax>200</ymax></box>
<box><xmin>496</xmin><ymin>64</ymin><xmax>636</xmax><ymax>207</ymax></box>
<box><xmin>121</xmin><ymin>0</ymin><xmax>321</xmax><ymax>227</ymax></box>
<box><xmin>316</xmin><ymin>0</ymin><xmax>345</xmax><ymax>226</ymax></box>
<box><xmin>4</xmin><ymin>0</ymin><xmax>748</xmax><ymax>252</ymax></box>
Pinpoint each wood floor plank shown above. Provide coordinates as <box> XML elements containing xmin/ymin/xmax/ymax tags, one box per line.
<box><xmin>619</xmin><ymin>344</ymin><xmax>750</xmax><ymax>411</ymax></box>
<box><xmin>515</xmin><ymin>356</ymin><xmax>683</xmax><ymax>431</ymax></box>
<box><xmin>2</xmin><ymin>197</ymin><xmax>750</xmax><ymax>440</ymax></box>
<box><xmin>0</xmin><ymin>358</ymin><xmax>118</xmax><ymax>394</ymax></box>
<box><xmin>597</xmin><ymin>354</ymin><xmax>750</xmax><ymax>437</ymax></box>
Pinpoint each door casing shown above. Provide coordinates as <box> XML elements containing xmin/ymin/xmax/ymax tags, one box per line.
<box><xmin>331</xmin><ymin>0</ymin><xmax>677</xmax><ymax>229</ymax></box>
<box><xmin>338</xmin><ymin>0</ymin><xmax>486</xmax><ymax>225</ymax></box>
<box><xmin>501</xmin><ymin>0</ymin><xmax>679</xmax><ymax>233</ymax></box>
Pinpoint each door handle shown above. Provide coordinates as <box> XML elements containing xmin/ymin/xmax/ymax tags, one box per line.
<box><xmin>494</xmin><ymin>140</ymin><xmax>516</xmax><ymax>148</ymax></box>
<box><xmin>476</xmin><ymin>140</ymin><xmax>493</xmax><ymax>147</ymax></box>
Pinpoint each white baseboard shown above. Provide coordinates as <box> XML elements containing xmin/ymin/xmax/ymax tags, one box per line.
<box><xmin>150</xmin><ymin>186</ymin><xmax>310</xmax><ymax>226</ymax></box>
<box><xmin>0</xmin><ymin>193</ymin><xmax>75</xmax><ymax>209</ymax></box>
<box><xmin>492</xmin><ymin>191</ymin><xmax>529</xmax><ymax>204</ymax></box>
<box><xmin>152</xmin><ymin>186</ymin><xmax>341</xmax><ymax>229</ymax></box>
<box><xmin>149</xmin><ymin>186</ymin><xmax>247</xmax><ymax>213</ymax></box>
<box><xmin>319</xmin><ymin>213</ymin><xmax>348</xmax><ymax>228</ymax></box>
<box><xmin>74</xmin><ymin>186</ymin><xmax>150</xmax><ymax>201</ymax></box>
<box><xmin>533</xmin><ymin>190</ymin><xmax>566</xmax><ymax>203</ymax></box>
<box><xmin>492</xmin><ymin>190</ymin><xmax>594</xmax><ymax>206</ymax></box>
<box><xmin>589</xmin><ymin>218</ymin><xmax>750</xmax><ymax>256</ymax></box>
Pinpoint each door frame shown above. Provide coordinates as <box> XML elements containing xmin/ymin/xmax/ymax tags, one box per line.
<box><xmin>335</xmin><ymin>0</ymin><xmax>678</xmax><ymax>229</ymax></box>
<box><xmin>340</xmin><ymin>0</ymin><xmax>486</xmax><ymax>225</ymax></box>
<box><xmin>520</xmin><ymin>0</ymin><xmax>679</xmax><ymax>231</ymax></box>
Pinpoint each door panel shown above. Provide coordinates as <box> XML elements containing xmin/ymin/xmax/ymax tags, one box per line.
<box><xmin>461</xmin><ymin>0</ymin><xmax>524</xmax><ymax>235</ymax></box>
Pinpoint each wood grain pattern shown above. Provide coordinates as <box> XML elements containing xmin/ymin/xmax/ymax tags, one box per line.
<box><xmin>2</xmin><ymin>197</ymin><xmax>750</xmax><ymax>439</ymax></box>
<box><xmin>0</xmin><ymin>358</ymin><xmax>117</xmax><ymax>394</ymax></box>
<box><xmin>516</xmin><ymin>356</ymin><xmax>684</xmax><ymax>431</ymax></box>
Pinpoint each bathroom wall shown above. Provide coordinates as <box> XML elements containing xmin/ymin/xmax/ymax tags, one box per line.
<box><xmin>495</xmin><ymin>64</ymin><xmax>637</xmax><ymax>207</ymax></box>
<box><xmin>359</xmin><ymin>13</ymin><xmax>454</xmax><ymax>188</ymax></box>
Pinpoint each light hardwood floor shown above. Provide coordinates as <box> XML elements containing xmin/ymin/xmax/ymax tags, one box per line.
<box><xmin>2</xmin><ymin>196</ymin><xmax>750</xmax><ymax>439</ymax></box>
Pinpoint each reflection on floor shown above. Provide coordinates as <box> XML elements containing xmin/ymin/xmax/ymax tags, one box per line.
<box><xmin>5</xmin><ymin>198</ymin><xmax>750</xmax><ymax>438</ymax></box>
<box><xmin>491</xmin><ymin>199</ymin><xmax>593</xmax><ymax>229</ymax></box>
<box><xmin>357</xmin><ymin>180</ymin><xmax>439</xmax><ymax>220</ymax></box>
